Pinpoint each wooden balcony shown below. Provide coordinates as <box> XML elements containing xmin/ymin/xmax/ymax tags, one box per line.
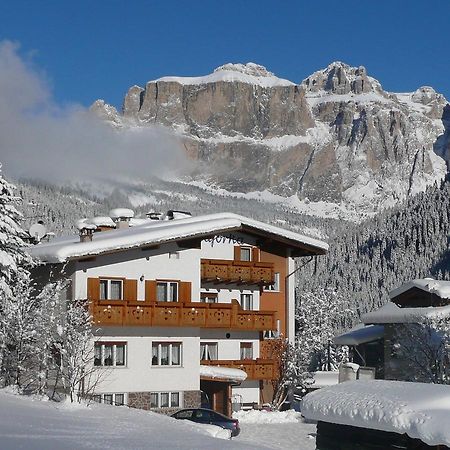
<box><xmin>90</xmin><ymin>299</ymin><xmax>276</xmax><ymax>331</ymax></box>
<box><xmin>201</xmin><ymin>359</ymin><xmax>277</xmax><ymax>380</ymax></box>
<box><xmin>201</xmin><ymin>259</ymin><xmax>275</xmax><ymax>286</ymax></box>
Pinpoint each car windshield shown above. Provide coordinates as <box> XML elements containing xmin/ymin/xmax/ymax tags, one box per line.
<box><xmin>175</xmin><ymin>410</ymin><xmax>194</xmax><ymax>419</ymax></box>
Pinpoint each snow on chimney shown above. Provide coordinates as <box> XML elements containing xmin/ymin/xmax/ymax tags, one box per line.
<box><xmin>109</xmin><ymin>208</ymin><xmax>135</xmax><ymax>229</ymax></box>
<box><xmin>90</xmin><ymin>216</ymin><xmax>116</xmax><ymax>232</ymax></box>
<box><xmin>77</xmin><ymin>220</ymin><xmax>97</xmax><ymax>243</ymax></box>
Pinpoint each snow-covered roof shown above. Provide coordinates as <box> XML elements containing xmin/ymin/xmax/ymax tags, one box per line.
<box><xmin>200</xmin><ymin>365</ymin><xmax>247</xmax><ymax>382</ymax></box>
<box><xmin>390</xmin><ymin>278</ymin><xmax>450</xmax><ymax>300</ymax></box>
<box><xmin>153</xmin><ymin>63</ymin><xmax>294</xmax><ymax>88</ymax></box>
<box><xmin>89</xmin><ymin>216</ymin><xmax>116</xmax><ymax>227</ymax></box>
<box><xmin>109</xmin><ymin>208</ymin><xmax>135</xmax><ymax>219</ymax></box>
<box><xmin>333</xmin><ymin>325</ymin><xmax>384</xmax><ymax>345</ymax></box>
<box><xmin>302</xmin><ymin>380</ymin><xmax>450</xmax><ymax>447</ymax></box>
<box><xmin>362</xmin><ymin>302</ymin><xmax>450</xmax><ymax>324</ymax></box>
<box><xmin>27</xmin><ymin>212</ymin><xmax>329</xmax><ymax>263</ymax></box>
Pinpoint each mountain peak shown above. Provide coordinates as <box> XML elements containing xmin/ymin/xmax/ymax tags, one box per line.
<box><xmin>214</xmin><ymin>62</ymin><xmax>275</xmax><ymax>78</ymax></box>
<box><xmin>303</xmin><ymin>61</ymin><xmax>381</xmax><ymax>95</ymax></box>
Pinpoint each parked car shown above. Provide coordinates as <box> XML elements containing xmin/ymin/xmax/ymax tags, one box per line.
<box><xmin>171</xmin><ymin>408</ymin><xmax>240</xmax><ymax>437</ymax></box>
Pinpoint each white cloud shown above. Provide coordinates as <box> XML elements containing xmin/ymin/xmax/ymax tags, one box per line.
<box><xmin>0</xmin><ymin>40</ymin><xmax>189</xmax><ymax>183</ymax></box>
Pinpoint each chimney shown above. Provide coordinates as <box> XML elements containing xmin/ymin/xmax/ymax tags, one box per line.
<box><xmin>77</xmin><ymin>221</ymin><xmax>97</xmax><ymax>243</ymax></box>
<box><xmin>109</xmin><ymin>208</ymin><xmax>135</xmax><ymax>229</ymax></box>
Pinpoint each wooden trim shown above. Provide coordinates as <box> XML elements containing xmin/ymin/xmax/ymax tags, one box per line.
<box><xmin>124</xmin><ymin>279</ymin><xmax>137</xmax><ymax>301</ymax></box>
<box><xmin>234</xmin><ymin>246</ymin><xmax>240</xmax><ymax>261</ymax></box>
<box><xmin>87</xmin><ymin>277</ymin><xmax>100</xmax><ymax>301</ymax></box>
<box><xmin>145</xmin><ymin>280</ymin><xmax>157</xmax><ymax>302</ymax></box>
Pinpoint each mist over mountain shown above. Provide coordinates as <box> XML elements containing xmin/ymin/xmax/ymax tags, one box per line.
<box><xmin>94</xmin><ymin>61</ymin><xmax>450</xmax><ymax>219</ymax></box>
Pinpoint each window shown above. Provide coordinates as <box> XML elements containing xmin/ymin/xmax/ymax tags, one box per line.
<box><xmin>150</xmin><ymin>391</ymin><xmax>180</xmax><ymax>408</ymax></box>
<box><xmin>200</xmin><ymin>342</ymin><xmax>218</xmax><ymax>360</ymax></box>
<box><xmin>264</xmin><ymin>272</ymin><xmax>281</xmax><ymax>292</ymax></box>
<box><xmin>94</xmin><ymin>342</ymin><xmax>126</xmax><ymax>367</ymax></box>
<box><xmin>240</xmin><ymin>247</ymin><xmax>251</xmax><ymax>261</ymax></box>
<box><xmin>156</xmin><ymin>281</ymin><xmax>178</xmax><ymax>302</ymax></box>
<box><xmin>92</xmin><ymin>393</ymin><xmax>125</xmax><ymax>406</ymax></box>
<box><xmin>99</xmin><ymin>279</ymin><xmax>123</xmax><ymax>300</ymax></box>
<box><xmin>240</xmin><ymin>293</ymin><xmax>253</xmax><ymax>310</ymax></box>
<box><xmin>240</xmin><ymin>342</ymin><xmax>253</xmax><ymax>360</ymax></box>
<box><xmin>200</xmin><ymin>292</ymin><xmax>218</xmax><ymax>303</ymax></box>
<box><xmin>168</xmin><ymin>252</ymin><xmax>180</xmax><ymax>259</ymax></box>
<box><xmin>152</xmin><ymin>342</ymin><xmax>181</xmax><ymax>366</ymax></box>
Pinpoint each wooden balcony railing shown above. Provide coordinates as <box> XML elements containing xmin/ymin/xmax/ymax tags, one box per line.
<box><xmin>201</xmin><ymin>259</ymin><xmax>275</xmax><ymax>286</ymax></box>
<box><xmin>90</xmin><ymin>299</ymin><xmax>276</xmax><ymax>331</ymax></box>
<box><xmin>201</xmin><ymin>359</ymin><xmax>277</xmax><ymax>380</ymax></box>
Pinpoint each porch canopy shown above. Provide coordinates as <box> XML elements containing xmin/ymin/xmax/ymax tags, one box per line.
<box><xmin>333</xmin><ymin>324</ymin><xmax>384</xmax><ymax>346</ymax></box>
<box><xmin>200</xmin><ymin>365</ymin><xmax>247</xmax><ymax>383</ymax></box>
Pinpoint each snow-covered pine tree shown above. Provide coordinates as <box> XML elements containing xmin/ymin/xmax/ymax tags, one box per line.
<box><xmin>296</xmin><ymin>288</ymin><xmax>354</xmax><ymax>378</ymax></box>
<box><xmin>0</xmin><ymin>164</ymin><xmax>31</xmax><ymax>292</ymax></box>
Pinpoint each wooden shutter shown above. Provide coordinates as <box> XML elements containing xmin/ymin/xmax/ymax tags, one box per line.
<box><xmin>124</xmin><ymin>279</ymin><xmax>137</xmax><ymax>301</ymax></box>
<box><xmin>234</xmin><ymin>246</ymin><xmax>240</xmax><ymax>261</ymax></box>
<box><xmin>252</xmin><ymin>247</ymin><xmax>259</xmax><ymax>262</ymax></box>
<box><xmin>87</xmin><ymin>277</ymin><xmax>100</xmax><ymax>301</ymax></box>
<box><xmin>145</xmin><ymin>280</ymin><xmax>157</xmax><ymax>302</ymax></box>
<box><xmin>179</xmin><ymin>281</ymin><xmax>192</xmax><ymax>303</ymax></box>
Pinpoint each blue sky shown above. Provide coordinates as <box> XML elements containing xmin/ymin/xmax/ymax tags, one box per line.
<box><xmin>1</xmin><ymin>0</ymin><xmax>449</xmax><ymax>109</ymax></box>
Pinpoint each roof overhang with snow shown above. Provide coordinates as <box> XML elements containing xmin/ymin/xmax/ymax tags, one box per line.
<box><xmin>27</xmin><ymin>213</ymin><xmax>328</xmax><ymax>263</ymax></box>
<box><xmin>389</xmin><ymin>279</ymin><xmax>450</xmax><ymax>307</ymax></box>
<box><xmin>302</xmin><ymin>380</ymin><xmax>450</xmax><ymax>447</ymax></box>
<box><xmin>362</xmin><ymin>302</ymin><xmax>450</xmax><ymax>324</ymax></box>
<box><xmin>333</xmin><ymin>325</ymin><xmax>385</xmax><ymax>345</ymax></box>
<box><xmin>199</xmin><ymin>365</ymin><xmax>247</xmax><ymax>383</ymax></box>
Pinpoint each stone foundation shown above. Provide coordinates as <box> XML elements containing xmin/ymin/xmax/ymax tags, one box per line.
<box><xmin>128</xmin><ymin>390</ymin><xmax>201</xmax><ymax>413</ymax></box>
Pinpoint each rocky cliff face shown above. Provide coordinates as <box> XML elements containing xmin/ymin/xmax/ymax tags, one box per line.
<box><xmin>92</xmin><ymin>62</ymin><xmax>450</xmax><ymax>215</ymax></box>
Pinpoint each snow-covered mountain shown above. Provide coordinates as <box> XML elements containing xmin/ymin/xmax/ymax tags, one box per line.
<box><xmin>91</xmin><ymin>62</ymin><xmax>450</xmax><ymax>218</ymax></box>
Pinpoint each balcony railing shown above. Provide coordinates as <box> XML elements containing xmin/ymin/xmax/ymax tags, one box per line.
<box><xmin>201</xmin><ymin>259</ymin><xmax>275</xmax><ymax>286</ymax></box>
<box><xmin>201</xmin><ymin>359</ymin><xmax>277</xmax><ymax>380</ymax></box>
<box><xmin>90</xmin><ymin>299</ymin><xmax>276</xmax><ymax>331</ymax></box>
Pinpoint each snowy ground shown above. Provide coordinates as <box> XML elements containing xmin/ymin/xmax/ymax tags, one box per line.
<box><xmin>233</xmin><ymin>410</ymin><xmax>316</xmax><ymax>449</ymax></box>
<box><xmin>0</xmin><ymin>390</ymin><xmax>317</xmax><ymax>449</ymax></box>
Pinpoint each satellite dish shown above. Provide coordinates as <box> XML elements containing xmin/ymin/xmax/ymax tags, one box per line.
<box><xmin>29</xmin><ymin>223</ymin><xmax>47</xmax><ymax>241</ymax></box>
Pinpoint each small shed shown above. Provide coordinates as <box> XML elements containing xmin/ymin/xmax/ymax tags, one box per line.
<box><xmin>302</xmin><ymin>380</ymin><xmax>450</xmax><ymax>450</ymax></box>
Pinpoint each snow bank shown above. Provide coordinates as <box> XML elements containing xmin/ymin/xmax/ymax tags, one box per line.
<box><xmin>0</xmin><ymin>389</ymin><xmax>258</xmax><ymax>449</ymax></box>
<box><xmin>306</xmin><ymin>371</ymin><xmax>339</xmax><ymax>388</ymax></box>
<box><xmin>302</xmin><ymin>380</ymin><xmax>450</xmax><ymax>447</ymax></box>
<box><xmin>234</xmin><ymin>409</ymin><xmax>302</xmax><ymax>424</ymax></box>
<box><xmin>200</xmin><ymin>365</ymin><xmax>247</xmax><ymax>382</ymax></box>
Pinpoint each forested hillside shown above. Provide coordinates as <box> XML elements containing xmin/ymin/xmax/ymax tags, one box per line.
<box><xmin>15</xmin><ymin>175</ymin><xmax>450</xmax><ymax>321</ymax></box>
<box><xmin>298</xmin><ymin>176</ymin><xmax>450</xmax><ymax>317</ymax></box>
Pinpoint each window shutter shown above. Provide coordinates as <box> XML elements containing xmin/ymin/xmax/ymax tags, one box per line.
<box><xmin>124</xmin><ymin>279</ymin><xmax>137</xmax><ymax>301</ymax></box>
<box><xmin>145</xmin><ymin>280</ymin><xmax>157</xmax><ymax>302</ymax></box>
<box><xmin>179</xmin><ymin>281</ymin><xmax>192</xmax><ymax>303</ymax></box>
<box><xmin>252</xmin><ymin>247</ymin><xmax>259</xmax><ymax>262</ymax></box>
<box><xmin>234</xmin><ymin>246</ymin><xmax>240</xmax><ymax>261</ymax></box>
<box><xmin>87</xmin><ymin>277</ymin><xmax>100</xmax><ymax>301</ymax></box>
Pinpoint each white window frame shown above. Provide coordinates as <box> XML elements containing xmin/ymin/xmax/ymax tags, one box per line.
<box><xmin>200</xmin><ymin>292</ymin><xmax>218</xmax><ymax>303</ymax></box>
<box><xmin>150</xmin><ymin>391</ymin><xmax>181</xmax><ymax>408</ymax></box>
<box><xmin>99</xmin><ymin>278</ymin><xmax>123</xmax><ymax>300</ymax></box>
<box><xmin>152</xmin><ymin>342</ymin><xmax>182</xmax><ymax>367</ymax></box>
<box><xmin>92</xmin><ymin>393</ymin><xmax>126</xmax><ymax>406</ymax></box>
<box><xmin>200</xmin><ymin>342</ymin><xmax>218</xmax><ymax>361</ymax></box>
<box><xmin>240</xmin><ymin>293</ymin><xmax>254</xmax><ymax>310</ymax></box>
<box><xmin>264</xmin><ymin>272</ymin><xmax>281</xmax><ymax>292</ymax></box>
<box><xmin>94</xmin><ymin>342</ymin><xmax>126</xmax><ymax>367</ymax></box>
<box><xmin>156</xmin><ymin>281</ymin><xmax>179</xmax><ymax>302</ymax></box>
<box><xmin>240</xmin><ymin>342</ymin><xmax>253</xmax><ymax>360</ymax></box>
<box><xmin>240</xmin><ymin>247</ymin><xmax>252</xmax><ymax>262</ymax></box>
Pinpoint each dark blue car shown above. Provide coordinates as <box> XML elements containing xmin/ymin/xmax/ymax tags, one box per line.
<box><xmin>171</xmin><ymin>408</ymin><xmax>240</xmax><ymax>437</ymax></box>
